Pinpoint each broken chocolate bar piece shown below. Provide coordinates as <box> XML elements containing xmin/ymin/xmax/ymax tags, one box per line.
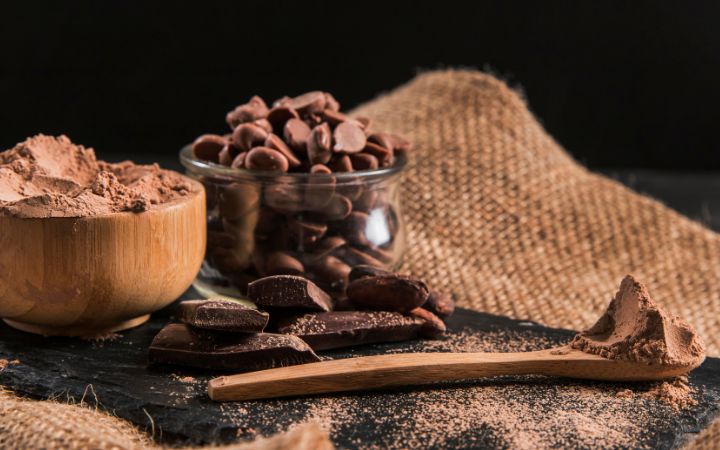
<box><xmin>148</xmin><ymin>324</ymin><xmax>319</xmax><ymax>372</ymax></box>
<box><xmin>247</xmin><ymin>275</ymin><xmax>333</xmax><ymax>312</ymax></box>
<box><xmin>176</xmin><ymin>299</ymin><xmax>269</xmax><ymax>332</ymax></box>
<box><xmin>275</xmin><ymin>311</ymin><xmax>424</xmax><ymax>351</ymax></box>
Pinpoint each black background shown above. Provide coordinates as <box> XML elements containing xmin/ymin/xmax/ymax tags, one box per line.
<box><xmin>1</xmin><ymin>2</ymin><xmax>719</xmax><ymax>170</ymax></box>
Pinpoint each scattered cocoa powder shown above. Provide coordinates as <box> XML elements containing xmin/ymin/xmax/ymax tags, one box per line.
<box><xmin>80</xmin><ymin>333</ymin><xmax>121</xmax><ymax>344</ymax></box>
<box><xmin>0</xmin><ymin>134</ymin><xmax>192</xmax><ymax>218</ymax></box>
<box><xmin>642</xmin><ymin>378</ymin><xmax>698</xmax><ymax>411</ymax></box>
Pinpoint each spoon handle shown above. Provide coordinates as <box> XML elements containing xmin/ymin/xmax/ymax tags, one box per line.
<box><xmin>208</xmin><ymin>346</ymin><xmax>609</xmax><ymax>401</ymax></box>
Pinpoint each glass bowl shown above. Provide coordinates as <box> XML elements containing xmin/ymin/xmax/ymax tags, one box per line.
<box><xmin>180</xmin><ymin>145</ymin><xmax>408</xmax><ymax>300</ymax></box>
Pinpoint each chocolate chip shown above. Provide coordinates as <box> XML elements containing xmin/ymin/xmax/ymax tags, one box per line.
<box><xmin>355</xmin><ymin>116</ymin><xmax>372</xmax><ymax>136</ymax></box>
<box><xmin>312</xmin><ymin>236</ymin><xmax>347</xmax><ymax>256</ymax></box>
<box><xmin>264</xmin><ymin>133</ymin><xmax>301</xmax><ymax>168</ymax></box>
<box><xmin>333</xmin><ymin>121</ymin><xmax>367</xmax><ymax>154</ymax></box>
<box><xmin>362</xmin><ymin>142</ymin><xmax>394</xmax><ymax>167</ymax></box>
<box><xmin>232</xmin><ymin>123</ymin><xmax>269</xmax><ymax>152</ymax></box>
<box><xmin>342</xmin><ymin>211</ymin><xmax>371</xmax><ymax>246</ymax></box>
<box><xmin>192</xmin><ymin>134</ymin><xmax>227</xmax><ymax>163</ymax></box>
<box><xmin>267</xmin><ymin>106</ymin><xmax>300</xmax><ymax>134</ymax></box>
<box><xmin>253</xmin><ymin>118</ymin><xmax>274</xmax><ymax>134</ymax></box>
<box><xmin>207</xmin><ymin>230</ymin><xmax>236</xmax><ymax>249</ymax></box>
<box><xmin>314</xmin><ymin>255</ymin><xmax>352</xmax><ymax>292</ymax></box>
<box><xmin>266</xmin><ymin>251</ymin><xmax>305</xmax><ymax>276</ymax></box>
<box><xmin>285</xmin><ymin>91</ymin><xmax>327</xmax><ymax>116</ymax></box>
<box><xmin>264</xmin><ymin>184</ymin><xmax>306</xmax><ymax>214</ymax></box>
<box><xmin>218</xmin><ymin>145</ymin><xmax>234</xmax><ymax>166</ymax></box>
<box><xmin>348</xmin><ymin>264</ymin><xmax>393</xmax><ymax>282</ymax></box>
<box><xmin>319</xmin><ymin>109</ymin><xmax>353</xmax><ymax>128</ymax></box>
<box><xmin>327</xmin><ymin>154</ymin><xmax>353</xmax><ymax>173</ymax></box>
<box><xmin>406</xmin><ymin>307</ymin><xmax>446</xmax><ymax>338</ymax></box>
<box><xmin>353</xmin><ymin>189</ymin><xmax>379</xmax><ymax>213</ymax></box>
<box><xmin>324</xmin><ymin>92</ymin><xmax>340</xmax><ymax>112</ymax></box>
<box><xmin>245</xmin><ymin>147</ymin><xmax>289</xmax><ymax>173</ymax></box>
<box><xmin>148</xmin><ymin>324</ymin><xmax>320</xmax><ymax>372</ymax></box>
<box><xmin>307</xmin><ymin>123</ymin><xmax>333</xmax><ymax>165</ymax></box>
<box><xmin>423</xmin><ymin>290</ymin><xmax>455</xmax><ymax>319</ymax></box>
<box><xmin>346</xmin><ymin>274</ymin><xmax>429</xmax><ymax>313</ymax></box>
<box><xmin>226</xmin><ymin>96</ymin><xmax>269</xmax><ymax>129</ymax></box>
<box><xmin>219</xmin><ymin>183</ymin><xmax>260</xmax><ymax>221</ymax></box>
<box><xmin>318</xmin><ymin>194</ymin><xmax>352</xmax><ymax>220</ymax></box>
<box><xmin>304</xmin><ymin>165</ymin><xmax>335</xmax><ymax>210</ymax></box>
<box><xmin>284</xmin><ymin>118</ymin><xmax>312</xmax><ymax>154</ymax></box>
<box><xmin>272</xmin><ymin>96</ymin><xmax>292</xmax><ymax>107</ymax></box>
<box><xmin>288</xmin><ymin>215</ymin><xmax>327</xmax><ymax>244</ymax></box>
<box><xmin>248</xmin><ymin>275</ymin><xmax>333</xmax><ymax>311</ymax></box>
<box><xmin>358</xmin><ymin>244</ymin><xmax>395</xmax><ymax>264</ymax></box>
<box><xmin>176</xmin><ymin>299</ymin><xmax>269</xmax><ymax>332</ymax></box>
<box><xmin>254</xmin><ymin>207</ymin><xmax>279</xmax><ymax>240</ymax></box>
<box><xmin>333</xmin><ymin>245</ymin><xmax>385</xmax><ymax>268</ymax></box>
<box><xmin>350</xmin><ymin>153</ymin><xmax>379</xmax><ymax>171</ymax></box>
<box><xmin>368</xmin><ymin>132</ymin><xmax>411</xmax><ymax>156</ymax></box>
<box><xmin>231</xmin><ymin>152</ymin><xmax>247</xmax><ymax>169</ymax></box>
<box><xmin>212</xmin><ymin>246</ymin><xmax>251</xmax><ymax>273</ymax></box>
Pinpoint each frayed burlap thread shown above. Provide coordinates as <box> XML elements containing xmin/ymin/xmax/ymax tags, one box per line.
<box><xmin>351</xmin><ymin>69</ymin><xmax>720</xmax><ymax>357</ymax></box>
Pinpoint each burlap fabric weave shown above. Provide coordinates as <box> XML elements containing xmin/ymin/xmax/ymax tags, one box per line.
<box><xmin>2</xmin><ymin>69</ymin><xmax>719</xmax><ymax>448</ymax></box>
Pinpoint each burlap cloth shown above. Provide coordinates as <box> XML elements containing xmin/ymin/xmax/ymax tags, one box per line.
<box><xmin>2</xmin><ymin>69</ymin><xmax>719</xmax><ymax>448</ymax></box>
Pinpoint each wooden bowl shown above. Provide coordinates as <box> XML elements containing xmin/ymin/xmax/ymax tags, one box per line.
<box><xmin>0</xmin><ymin>178</ymin><xmax>206</xmax><ymax>336</ymax></box>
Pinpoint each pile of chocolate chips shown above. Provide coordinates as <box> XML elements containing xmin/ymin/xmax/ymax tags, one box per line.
<box><xmin>148</xmin><ymin>267</ymin><xmax>454</xmax><ymax>373</ymax></box>
<box><xmin>191</xmin><ymin>92</ymin><xmax>411</xmax><ymax>172</ymax></box>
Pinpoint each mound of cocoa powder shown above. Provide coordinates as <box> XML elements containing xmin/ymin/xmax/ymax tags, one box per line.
<box><xmin>571</xmin><ymin>274</ymin><xmax>706</xmax><ymax>366</ymax></box>
<box><xmin>0</xmin><ymin>134</ymin><xmax>192</xmax><ymax>218</ymax></box>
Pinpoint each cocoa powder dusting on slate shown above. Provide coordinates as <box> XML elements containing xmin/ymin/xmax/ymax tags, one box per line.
<box><xmin>207</xmin><ymin>327</ymin><xmax>704</xmax><ymax>449</ymax></box>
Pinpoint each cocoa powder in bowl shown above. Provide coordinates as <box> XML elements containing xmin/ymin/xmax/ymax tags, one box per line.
<box><xmin>0</xmin><ymin>134</ymin><xmax>192</xmax><ymax>218</ymax></box>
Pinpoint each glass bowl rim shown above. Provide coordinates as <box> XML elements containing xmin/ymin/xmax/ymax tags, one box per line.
<box><xmin>179</xmin><ymin>145</ymin><xmax>407</xmax><ymax>182</ymax></box>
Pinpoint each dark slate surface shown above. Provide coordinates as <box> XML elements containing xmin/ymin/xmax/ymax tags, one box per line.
<box><xmin>1</xmin><ymin>288</ymin><xmax>719</xmax><ymax>449</ymax></box>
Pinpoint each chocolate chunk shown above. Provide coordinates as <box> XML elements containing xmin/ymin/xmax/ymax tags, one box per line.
<box><xmin>346</xmin><ymin>274</ymin><xmax>429</xmax><ymax>313</ymax></box>
<box><xmin>348</xmin><ymin>264</ymin><xmax>393</xmax><ymax>282</ymax></box>
<box><xmin>362</xmin><ymin>142</ymin><xmax>394</xmax><ymax>167</ymax></box>
<box><xmin>231</xmin><ymin>151</ymin><xmax>247</xmax><ymax>169</ymax></box>
<box><xmin>423</xmin><ymin>290</ymin><xmax>455</xmax><ymax>319</ymax></box>
<box><xmin>288</xmin><ymin>215</ymin><xmax>327</xmax><ymax>244</ymax></box>
<box><xmin>285</xmin><ymin>91</ymin><xmax>327</xmax><ymax>116</ymax></box>
<box><xmin>350</xmin><ymin>153</ymin><xmax>379</xmax><ymax>171</ymax></box>
<box><xmin>176</xmin><ymin>299</ymin><xmax>269</xmax><ymax>332</ymax></box>
<box><xmin>148</xmin><ymin>324</ymin><xmax>319</xmax><ymax>372</ymax></box>
<box><xmin>248</xmin><ymin>275</ymin><xmax>333</xmax><ymax>312</ymax></box>
<box><xmin>327</xmin><ymin>154</ymin><xmax>353</xmax><ymax>173</ymax></box>
<box><xmin>192</xmin><ymin>134</ymin><xmax>227</xmax><ymax>163</ymax></box>
<box><xmin>355</xmin><ymin>116</ymin><xmax>372</xmax><ymax>136</ymax></box>
<box><xmin>314</xmin><ymin>255</ymin><xmax>351</xmax><ymax>292</ymax></box>
<box><xmin>406</xmin><ymin>307</ymin><xmax>446</xmax><ymax>338</ymax></box>
<box><xmin>276</xmin><ymin>311</ymin><xmax>423</xmax><ymax>351</ymax></box>
<box><xmin>233</xmin><ymin>123</ymin><xmax>269</xmax><ymax>152</ymax></box>
<box><xmin>307</xmin><ymin>123</ymin><xmax>333</xmax><ymax>165</ymax></box>
<box><xmin>245</xmin><ymin>147</ymin><xmax>289</xmax><ymax>173</ymax></box>
<box><xmin>333</xmin><ymin>122</ymin><xmax>367</xmax><ymax>154</ymax></box>
<box><xmin>266</xmin><ymin>251</ymin><xmax>305</xmax><ymax>276</ymax></box>
<box><xmin>324</xmin><ymin>93</ymin><xmax>340</xmax><ymax>112</ymax></box>
<box><xmin>264</xmin><ymin>133</ymin><xmax>301</xmax><ymax>168</ymax></box>
<box><xmin>267</xmin><ymin>106</ymin><xmax>300</xmax><ymax>134</ymax></box>
<box><xmin>284</xmin><ymin>118</ymin><xmax>312</xmax><ymax>154</ymax></box>
<box><xmin>226</xmin><ymin>96</ymin><xmax>269</xmax><ymax>129</ymax></box>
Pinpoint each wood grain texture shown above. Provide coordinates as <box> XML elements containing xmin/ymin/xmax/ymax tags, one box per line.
<box><xmin>0</xmin><ymin>178</ymin><xmax>206</xmax><ymax>336</ymax></box>
<box><xmin>208</xmin><ymin>345</ymin><xmax>704</xmax><ymax>401</ymax></box>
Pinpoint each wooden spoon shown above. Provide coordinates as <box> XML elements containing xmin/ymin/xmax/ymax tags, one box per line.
<box><xmin>207</xmin><ymin>345</ymin><xmax>704</xmax><ymax>401</ymax></box>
